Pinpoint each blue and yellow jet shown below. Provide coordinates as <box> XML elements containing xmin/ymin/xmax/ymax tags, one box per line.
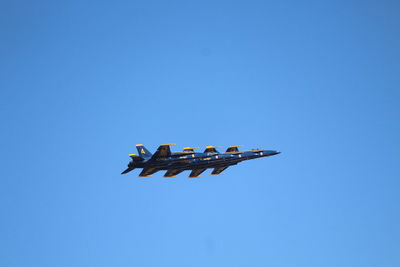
<box><xmin>121</xmin><ymin>144</ymin><xmax>280</xmax><ymax>177</ymax></box>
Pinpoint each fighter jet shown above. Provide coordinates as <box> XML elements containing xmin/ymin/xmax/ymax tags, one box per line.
<box><xmin>121</xmin><ymin>144</ymin><xmax>280</xmax><ymax>178</ymax></box>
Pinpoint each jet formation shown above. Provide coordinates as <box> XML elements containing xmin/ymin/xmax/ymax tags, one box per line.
<box><xmin>121</xmin><ymin>144</ymin><xmax>280</xmax><ymax>178</ymax></box>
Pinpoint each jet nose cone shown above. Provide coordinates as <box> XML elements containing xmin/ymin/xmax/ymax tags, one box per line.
<box><xmin>264</xmin><ymin>150</ymin><xmax>280</xmax><ymax>156</ymax></box>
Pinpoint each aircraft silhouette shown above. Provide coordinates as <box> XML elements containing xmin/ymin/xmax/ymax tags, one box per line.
<box><xmin>121</xmin><ymin>144</ymin><xmax>280</xmax><ymax>177</ymax></box>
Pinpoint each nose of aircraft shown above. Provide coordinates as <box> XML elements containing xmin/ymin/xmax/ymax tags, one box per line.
<box><xmin>264</xmin><ymin>150</ymin><xmax>280</xmax><ymax>156</ymax></box>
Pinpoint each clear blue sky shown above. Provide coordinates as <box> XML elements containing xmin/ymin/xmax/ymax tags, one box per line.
<box><xmin>1</xmin><ymin>0</ymin><xmax>399</xmax><ymax>266</ymax></box>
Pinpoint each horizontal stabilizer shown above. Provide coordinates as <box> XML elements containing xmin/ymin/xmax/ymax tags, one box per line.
<box><xmin>129</xmin><ymin>154</ymin><xmax>144</xmax><ymax>161</ymax></box>
<box><xmin>121</xmin><ymin>167</ymin><xmax>134</xmax><ymax>175</ymax></box>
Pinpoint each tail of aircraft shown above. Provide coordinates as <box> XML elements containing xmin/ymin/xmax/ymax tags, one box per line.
<box><xmin>121</xmin><ymin>167</ymin><xmax>134</xmax><ymax>174</ymax></box>
<box><xmin>226</xmin><ymin>145</ymin><xmax>243</xmax><ymax>153</ymax></box>
<box><xmin>204</xmin><ymin>146</ymin><xmax>219</xmax><ymax>153</ymax></box>
<box><xmin>183</xmin><ymin>147</ymin><xmax>198</xmax><ymax>153</ymax></box>
<box><xmin>136</xmin><ymin>144</ymin><xmax>152</xmax><ymax>159</ymax></box>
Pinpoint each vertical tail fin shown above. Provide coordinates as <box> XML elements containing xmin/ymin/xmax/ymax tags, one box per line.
<box><xmin>226</xmin><ymin>145</ymin><xmax>243</xmax><ymax>153</ymax></box>
<box><xmin>136</xmin><ymin>144</ymin><xmax>152</xmax><ymax>159</ymax></box>
<box><xmin>183</xmin><ymin>147</ymin><xmax>198</xmax><ymax>153</ymax></box>
<box><xmin>204</xmin><ymin>146</ymin><xmax>220</xmax><ymax>153</ymax></box>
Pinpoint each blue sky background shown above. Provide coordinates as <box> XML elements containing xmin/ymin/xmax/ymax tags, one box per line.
<box><xmin>1</xmin><ymin>0</ymin><xmax>400</xmax><ymax>266</ymax></box>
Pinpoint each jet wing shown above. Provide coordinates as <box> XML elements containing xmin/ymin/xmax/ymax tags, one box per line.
<box><xmin>151</xmin><ymin>144</ymin><xmax>175</xmax><ymax>159</ymax></box>
<box><xmin>189</xmin><ymin>168</ymin><xmax>207</xmax><ymax>178</ymax></box>
<box><xmin>211</xmin><ymin>166</ymin><xmax>229</xmax><ymax>175</ymax></box>
<box><xmin>139</xmin><ymin>168</ymin><xmax>159</xmax><ymax>177</ymax></box>
<box><xmin>164</xmin><ymin>169</ymin><xmax>185</xmax><ymax>177</ymax></box>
